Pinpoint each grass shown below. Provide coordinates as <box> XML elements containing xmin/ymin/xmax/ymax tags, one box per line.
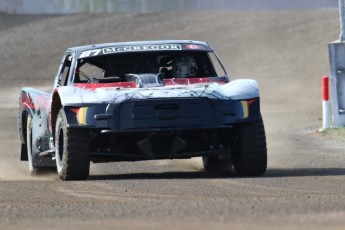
<box><xmin>317</xmin><ymin>127</ymin><xmax>345</xmax><ymax>143</ymax></box>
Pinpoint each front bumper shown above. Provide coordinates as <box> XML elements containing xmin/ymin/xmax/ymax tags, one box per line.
<box><xmin>64</xmin><ymin>97</ymin><xmax>262</xmax><ymax>131</ymax></box>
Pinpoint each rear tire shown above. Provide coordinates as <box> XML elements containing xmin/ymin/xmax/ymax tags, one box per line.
<box><xmin>55</xmin><ymin>109</ymin><xmax>90</xmax><ymax>180</ymax></box>
<box><xmin>202</xmin><ymin>156</ymin><xmax>232</xmax><ymax>174</ymax></box>
<box><xmin>233</xmin><ymin>119</ymin><xmax>267</xmax><ymax>177</ymax></box>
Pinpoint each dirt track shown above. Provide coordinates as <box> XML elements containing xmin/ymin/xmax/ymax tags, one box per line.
<box><xmin>1</xmin><ymin>10</ymin><xmax>345</xmax><ymax>229</ymax></box>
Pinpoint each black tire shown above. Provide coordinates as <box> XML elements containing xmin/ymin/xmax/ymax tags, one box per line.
<box><xmin>26</xmin><ymin>115</ymin><xmax>39</xmax><ymax>174</ymax></box>
<box><xmin>233</xmin><ymin>119</ymin><xmax>267</xmax><ymax>177</ymax></box>
<box><xmin>55</xmin><ymin>109</ymin><xmax>90</xmax><ymax>180</ymax></box>
<box><xmin>202</xmin><ymin>156</ymin><xmax>232</xmax><ymax>174</ymax></box>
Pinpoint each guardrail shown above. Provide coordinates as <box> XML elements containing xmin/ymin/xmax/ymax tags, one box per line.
<box><xmin>0</xmin><ymin>0</ymin><xmax>338</xmax><ymax>14</ymax></box>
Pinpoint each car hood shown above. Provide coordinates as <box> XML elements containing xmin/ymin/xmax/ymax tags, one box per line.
<box><xmin>58</xmin><ymin>79</ymin><xmax>259</xmax><ymax>106</ymax></box>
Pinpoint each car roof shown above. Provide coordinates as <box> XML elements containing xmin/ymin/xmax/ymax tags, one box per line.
<box><xmin>67</xmin><ymin>40</ymin><xmax>214</xmax><ymax>59</ymax></box>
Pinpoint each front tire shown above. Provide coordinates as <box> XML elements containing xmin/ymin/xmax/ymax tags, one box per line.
<box><xmin>233</xmin><ymin>119</ymin><xmax>267</xmax><ymax>177</ymax></box>
<box><xmin>55</xmin><ymin>109</ymin><xmax>90</xmax><ymax>180</ymax></box>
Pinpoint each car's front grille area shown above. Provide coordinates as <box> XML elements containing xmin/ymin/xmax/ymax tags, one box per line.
<box><xmin>117</xmin><ymin>98</ymin><xmax>213</xmax><ymax>129</ymax></box>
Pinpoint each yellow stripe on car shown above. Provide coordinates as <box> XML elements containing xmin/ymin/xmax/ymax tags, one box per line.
<box><xmin>77</xmin><ymin>107</ymin><xmax>88</xmax><ymax>125</ymax></box>
<box><xmin>241</xmin><ymin>101</ymin><xmax>249</xmax><ymax>119</ymax></box>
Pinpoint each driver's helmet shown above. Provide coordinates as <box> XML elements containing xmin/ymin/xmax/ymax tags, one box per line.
<box><xmin>172</xmin><ymin>55</ymin><xmax>197</xmax><ymax>78</ymax></box>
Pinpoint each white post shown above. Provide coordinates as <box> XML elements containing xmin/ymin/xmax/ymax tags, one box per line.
<box><xmin>322</xmin><ymin>76</ymin><xmax>331</xmax><ymax>129</ymax></box>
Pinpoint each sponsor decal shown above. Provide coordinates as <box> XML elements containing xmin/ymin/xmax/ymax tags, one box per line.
<box><xmin>186</xmin><ymin>44</ymin><xmax>204</xmax><ymax>50</ymax></box>
<box><xmin>80</xmin><ymin>49</ymin><xmax>102</xmax><ymax>58</ymax></box>
<box><xmin>79</xmin><ymin>44</ymin><xmax>182</xmax><ymax>58</ymax></box>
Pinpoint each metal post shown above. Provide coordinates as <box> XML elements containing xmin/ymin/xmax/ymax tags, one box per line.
<box><xmin>340</xmin><ymin>0</ymin><xmax>345</xmax><ymax>41</ymax></box>
<box><xmin>327</xmin><ymin>1</ymin><xmax>345</xmax><ymax>127</ymax></box>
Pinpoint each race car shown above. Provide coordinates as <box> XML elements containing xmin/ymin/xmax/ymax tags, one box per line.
<box><xmin>17</xmin><ymin>40</ymin><xmax>267</xmax><ymax>180</ymax></box>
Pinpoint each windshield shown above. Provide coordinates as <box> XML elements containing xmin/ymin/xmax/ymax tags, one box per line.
<box><xmin>75</xmin><ymin>51</ymin><xmax>224</xmax><ymax>83</ymax></box>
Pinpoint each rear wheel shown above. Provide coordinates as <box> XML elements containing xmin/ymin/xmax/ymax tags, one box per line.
<box><xmin>233</xmin><ymin>119</ymin><xmax>267</xmax><ymax>176</ymax></box>
<box><xmin>55</xmin><ymin>109</ymin><xmax>90</xmax><ymax>180</ymax></box>
<box><xmin>202</xmin><ymin>156</ymin><xmax>232</xmax><ymax>174</ymax></box>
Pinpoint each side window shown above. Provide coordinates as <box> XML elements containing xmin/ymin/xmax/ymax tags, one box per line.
<box><xmin>78</xmin><ymin>60</ymin><xmax>104</xmax><ymax>81</ymax></box>
<box><xmin>58</xmin><ymin>55</ymin><xmax>72</xmax><ymax>86</ymax></box>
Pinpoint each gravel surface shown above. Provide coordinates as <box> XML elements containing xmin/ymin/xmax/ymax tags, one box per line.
<box><xmin>1</xmin><ymin>10</ymin><xmax>345</xmax><ymax>230</ymax></box>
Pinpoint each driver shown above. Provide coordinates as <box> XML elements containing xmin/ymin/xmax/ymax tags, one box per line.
<box><xmin>172</xmin><ymin>55</ymin><xmax>197</xmax><ymax>78</ymax></box>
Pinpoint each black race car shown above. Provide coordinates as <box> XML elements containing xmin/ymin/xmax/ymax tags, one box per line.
<box><xmin>18</xmin><ymin>40</ymin><xmax>267</xmax><ymax>180</ymax></box>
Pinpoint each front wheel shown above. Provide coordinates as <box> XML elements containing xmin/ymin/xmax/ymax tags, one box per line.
<box><xmin>233</xmin><ymin>119</ymin><xmax>267</xmax><ymax>177</ymax></box>
<box><xmin>55</xmin><ymin>109</ymin><xmax>90</xmax><ymax>180</ymax></box>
